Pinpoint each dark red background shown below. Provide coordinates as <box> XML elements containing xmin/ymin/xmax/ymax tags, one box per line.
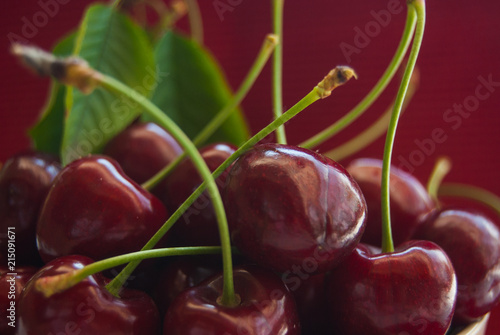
<box><xmin>1</xmin><ymin>0</ymin><xmax>499</xmax><ymax>332</ymax></box>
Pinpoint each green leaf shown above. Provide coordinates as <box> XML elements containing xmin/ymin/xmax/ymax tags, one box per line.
<box><xmin>61</xmin><ymin>4</ymin><xmax>155</xmax><ymax>165</ymax></box>
<box><xmin>29</xmin><ymin>33</ymin><xmax>75</xmax><ymax>155</ymax></box>
<box><xmin>149</xmin><ymin>31</ymin><xmax>250</xmax><ymax>146</ymax></box>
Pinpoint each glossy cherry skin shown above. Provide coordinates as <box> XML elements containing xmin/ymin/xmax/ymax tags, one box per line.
<box><xmin>36</xmin><ymin>155</ymin><xmax>168</xmax><ymax>263</ymax></box>
<box><xmin>347</xmin><ymin>158</ymin><xmax>435</xmax><ymax>247</ymax></box>
<box><xmin>18</xmin><ymin>255</ymin><xmax>161</xmax><ymax>334</ymax></box>
<box><xmin>154</xmin><ymin>143</ymin><xmax>237</xmax><ymax>246</ymax></box>
<box><xmin>103</xmin><ymin>122</ymin><xmax>183</xmax><ymax>184</ymax></box>
<box><xmin>163</xmin><ymin>265</ymin><xmax>300</xmax><ymax>334</ymax></box>
<box><xmin>326</xmin><ymin>241</ymin><xmax>457</xmax><ymax>335</ymax></box>
<box><xmin>224</xmin><ymin>144</ymin><xmax>367</xmax><ymax>274</ymax></box>
<box><xmin>414</xmin><ymin>208</ymin><xmax>500</xmax><ymax>325</ymax></box>
<box><xmin>153</xmin><ymin>256</ymin><xmax>222</xmax><ymax>316</ymax></box>
<box><xmin>0</xmin><ymin>152</ymin><xmax>61</xmax><ymax>266</ymax></box>
<box><xmin>0</xmin><ymin>266</ymin><xmax>37</xmax><ymax>335</ymax></box>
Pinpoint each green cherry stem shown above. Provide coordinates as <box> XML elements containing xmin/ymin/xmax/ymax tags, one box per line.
<box><xmin>10</xmin><ymin>44</ymin><xmax>355</xmax><ymax>304</ymax></box>
<box><xmin>299</xmin><ymin>7</ymin><xmax>417</xmax><ymax>150</ymax></box>
<box><xmin>97</xmin><ymin>75</ymin><xmax>237</xmax><ymax>305</ymax></box>
<box><xmin>381</xmin><ymin>0</ymin><xmax>425</xmax><ymax>254</ymax></box>
<box><xmin>108</xmin><ymin>66</ymin><xmax>356</xmax><ymax>298</ymax></box>
<box><xmin>35</xmin><ymin>246</ymin><xmax>224</xmax><ymax>298</ymax></box>
<box><xmin>9</xmin><ymin>43</ymin><xmax>237</xmax><ymax>304</ymax></box>
<box><xmin>438</xmin><ymin>183</ymin><xmax>500</xmax><ymax>216</ymax></box>
<box><xmin>141</xmin><ymin>34</ymin><xmax>278</xmax><ymax>191</ymax></box>
<box><xmin>324</xmin><ymin>68</ymin><xmax>419</xmax><ymax>162</ymax></box>
<box><xmin>426</xmin><ymin>156</ymin><xmax>452</xmax><ymax>206</ymax></box>
<box><xmin>272</xmin><ymin>0</ymin><xmax>287</xmax><ymax>144</ymax></box>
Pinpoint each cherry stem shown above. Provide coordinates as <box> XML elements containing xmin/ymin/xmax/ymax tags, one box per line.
<box><xmin>109</xmin><ymin>66</ymin><xmax>355</xmax><ymax>303</ymax></box>
<box><xmin>427</xmin><ymin>156</ymin><xmax>452</xmax><ymax>206</ymax></box>
<box><xmin>97</xmin><ymin>75</ymin><xmax>237</xmax><ymax>305</ymax></box>
<box><xmin>299</xmin><ymin>9</ymin><xmax>417</xmax><ymax>150</ymax></box>
<box><xmin>141</xmin><ymin>34</ymin><xmax>278</xmax><ymax>191</ymax></box>
<box><xmin>438</xmin><ymin>183</ymin><xmax>500</xmax><ymax>216</ymax></box>
<box><xmin>381</xmin><ymin>0</ymin><xmax>425</xmax><ymax>254</ymax></box>
<box><xmin>272</xmin><ymin>0</ymin><xmax>287</xmax><ymax>144</ymax></box>
<box><xmin>35</xmin><ymin>246</ymin><xmax>225</xmax><ymax>298</ymax></box>
<box><xmin>10</xmin><ymin>44</ymin><xmax>354</xmax><ymax>306</ymax></box>
<box><xmin>324</xmin><ymin>69</ymin><xmax>419</xmax><ymax>161</ymax></box>
<box><xmin>185</xmin><ymin>0</ymin><xmax>203</xmax><ymax>44</ymax></box>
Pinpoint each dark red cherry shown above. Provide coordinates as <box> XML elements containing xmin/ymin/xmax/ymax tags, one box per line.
<box><xmin>0</xmin><ymin>152</ymin><xmax>61</xmax><ymax>266</ymax></box>
<box><xmin>103</xmin><ymin>122</ymin><xmax>183</xmax><ymax>184</ymax></box>
<box><xmin>154</xmin><ymin>142</ymin><xmax>237</xmax><ymax>246</ymax></box>
<box><xmin>163</xmin><ymin>264</ymin><xmax>300</xmax><ymax>334</ymax></box>
<box><xmin>224</xmin><ymin>143</ymin><xmax>366</xmax><ymax>274</ymax></box>
<box><xmin>36</xmin><ymin>155</ymin><xmax>168</xmax><ymax>263</ymax></box>
<box><xmin>284</xmin><ymin>272</ymin><xmax>329</xmax><ymax>335</ymax></box>
<box><xmin>152</xmin><ymin>256</ymin><xmax>222</xmax><ymax>316</ymax></box>
<box><xmin>0</xmin><ymin>266</ymin><xmax>37</xmax><ymax>335</ymax></box>
<box><xmin>326</xmin><ymin>241</ymin><xmax>457</xmax><ymax>335</ymax></box>
<box><xmin>414</xmin><ymin>208</ymin><xmax>500</xmax><ymax>325</ymax></box>
<box><xmin>347</xmin><ymin>158</ymin><xmax>435</xmax><ymax>247</ymax></box>
<box><xmin>18</xmin><ymin>255</ymin><xmax>160</xmax><ymax>334</ymax></box>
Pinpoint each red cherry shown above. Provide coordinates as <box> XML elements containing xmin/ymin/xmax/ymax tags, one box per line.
<box><xmin>224</xmin><ymin>143</ymin><xmax>366</xmax><ymax>274</ymax></box>
<box><xmin>0</xmin><ymin>266</ymin><xmax>37</xmax><ymax>335</ymax></box>
<box><xmin>414</xmin><ymin>208</ymin><xmax>500</xmax><ymax>325</ymax></box>
<box><xmin>285</xmin><ymin>272</ymin><xmax>329</xmax><ymax>335</ymax></box>
<box><xmin>18</xmin><ymin>255</ymin><xmax>160</xmax><ymax>334</ymax></box>
<box><xmin>103</xmin><ymin>122</ymin><xmax>183</xmax><ymax>184</ymax></box>
<box><xmin>347</xmin><ymin>158</ymin><xmax>435</xmax><ymax>246</ymax></box>
<box><xmin>326</xmin><ymin>241</ymin><xmax>457</xmax><ymax>335</ymax></box>
<box><xmin>0</xmin><ymin>152</ymin><xmax>61</xmax><ymax>266</ymax></box>
<box><xmin>163</xmin><ymin>265</ymin><xmax>300</xmax><ymax>334</ymax></box>
<box><xmin>36</xmin><ymin>155</ymin><xmax>168</xmax><ymax>263</ymax></box>
<box><xmin>154</xmin><ymin>142</ymin><xmax>237</xmax><ymax>246</ymax></box>
<box><xmin>152</xmin><ymin>256</ymin><xmax>222</xmax><ymax>316</ymax></box>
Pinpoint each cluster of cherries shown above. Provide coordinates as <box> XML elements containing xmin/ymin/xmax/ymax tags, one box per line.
<box><xmin>1</xmin><ymin>119</ymin><xmax>499</xmax><ymax>335</ymax></box>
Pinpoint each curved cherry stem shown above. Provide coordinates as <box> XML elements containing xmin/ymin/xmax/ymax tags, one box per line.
<box><xmin>427</xmin><ymin>156</ymin><xmax>452</xmax><ymax>207</ymax></box>
<box><xmin>438</xmin><ymin>183</ymin><xmax>500</xmax><ymax>216</ymax></box>
<box><xmin>141</xmin><ymin>34</ymin><xmax>278</xmax><ymax>191</ymax></box>
<box><xmin>109</xmin><ymin>67</ymin><xmax>355</xmax><ymax>303</ymax></box>
<box><xmin>9</xmin><ymin>44</ymin><xmax>355</xmax><ymax>306</ymax></box>
<box><xmin>381</xmin><ymin>1</ymin><xmax>425</xmax><ymax>254</ymax></box>
<box><xmin>299</xmin><ymin>11</ymin><xmax>417</xmax><ymax>150</ymax></box>
<box><xmin>324</xmin><ymin>69</ymin><xmax>419</xmax><ymax>162</ymax></box>
<box><xmin>98</xmin><ymin>75</ymin><xmax>237</xmax><ymax>305</ymax></box>
<box><xmin>35</xmin><ymin>246</ymin><xmax>225</xmax><ymax>298</ymax></box>
<box><xmin>272</xmin><ymin>0</ymin><xmax>287</xmax><ymax>144</ymax></box>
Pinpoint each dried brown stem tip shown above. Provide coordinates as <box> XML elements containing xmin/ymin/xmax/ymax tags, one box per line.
<box><xmin>10</xmin><ymin>43</ymin><xmax>101</xmax><ymax>94</ymax></box>
<box><xmin>316</xmin><ymin>66</ymin><xmax>357</xmax><ymax>99</ymax></box>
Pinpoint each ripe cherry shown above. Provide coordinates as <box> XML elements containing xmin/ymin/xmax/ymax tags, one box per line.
<box><xmin>163</xmin><ymin>264</ymin><xmax>300</xmax><ymax>334</ymax></box>
<box><xmin>0</xmin><ymin>266</ymin><xmax>37</xmax><ymax>335</ymax></box>
<box><xmin>36</xmin><ymin>155</ymin><xmax>168</xmax><ymax>263</ymax></box>
<box><xmin>414</xmin><ymin>207</ymin><xmax>500</xmax><ymax>325</ymax></box>
<box><xmin>103</xmin><ymin>122</ymin><xmax>183</xmax><ymax>184</ymax></box>
<box><xmin>152</xmin><ymin>256</ymin><xmax>222</xmax><ymax>316</ymax></box>
<box><xmin>17</xmin><ymin>255</ymin><xmax>160</xmax><ymax>334</ymax></box>
<box><xmin>347</xmin><ymin>158</ymin><xmax>434</xmax><ymax>246</ymax></box>
<box><xmin>224</xmin><ymin>143</ymin><xmax>366</xmax><ymax>274</ymax></box>
<box><xmin>154</xmin><ymin>143</ymin><xmax>236</xmax><ymax>246</ymax></box>
<box><xmin>326</xmin><ymin>241</ymin><xmax>457</xmax><ymax>335</ymax></box>
<box><xmin>0</xmin><ymin>152</ymin><xmax>61</xmax><ymax>266</ymax></box>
